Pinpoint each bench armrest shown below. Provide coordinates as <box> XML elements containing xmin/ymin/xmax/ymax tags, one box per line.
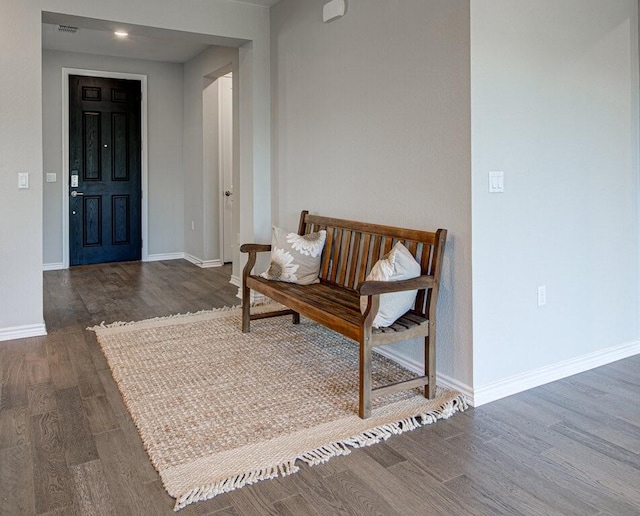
<box><xmin>358</xmin><ymin>275</ymin><xmax>435</xmax><ymax>296</ymax></box>
<box><xmin>241</xmin><ymin>243</ymin><xmax>271</xmax><ymax>280</ymax></box>
<box><xmin>240</xmin><ymin>243</ymin><xmax>271</xmax><ymax>253</ymax></box>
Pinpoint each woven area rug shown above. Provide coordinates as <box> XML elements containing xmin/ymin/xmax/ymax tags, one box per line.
<box><xmin>90</xmin><ymin>305</ymin><xmax>467</xmax><ymax>511</ymax></box>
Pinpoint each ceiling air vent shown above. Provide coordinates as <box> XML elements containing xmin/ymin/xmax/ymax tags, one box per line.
<box><xmin>57</xmin><ymin>25</ymin><xmax>79</xmax><ymax>34</ymax></box>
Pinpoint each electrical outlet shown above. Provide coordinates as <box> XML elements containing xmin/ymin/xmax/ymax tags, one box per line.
<box><xmin>537</xmin><ymin>285</ymin><xmax>546</xmax><ymax>306</ymax></box>
<box><xmin>191</xmin><ymin>221</ymin><xmax>195</xmax><ymax>231</ymax></box>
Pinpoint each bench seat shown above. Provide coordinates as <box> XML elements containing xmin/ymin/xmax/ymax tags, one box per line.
<box><xmin>245</xmin><ymin>276</ymin><xmax>430</xmax><ymax>343</ymax></box>
<box><xmin>241</xmin><ymin>211</ymin><xmax>447</xmax><ymax>419</ymax></box>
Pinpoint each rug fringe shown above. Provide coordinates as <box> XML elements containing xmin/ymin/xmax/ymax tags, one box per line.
<box><xmin>172</xmin><ymin>394</ymin><xmax>468</xmax><ymax>511</ymax></box>
<box><xmin>174</xmin><ymin>460</ymin><xmax>300</xmax><ymax>510</ymax></box>
<box><xmin>87</xmin><ymin>300</ymin><xmax>279</xmax><ymax>331</ymax></box>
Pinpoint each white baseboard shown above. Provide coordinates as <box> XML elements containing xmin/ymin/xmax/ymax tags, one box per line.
<box><xmin>374</xmin><ymin>346</ymin><xmax>475</xmax><ymax>406</ymax></box>
<box><xmin>233</xmin><ymin>277</ymin><xmax>269</xmax><ymax>304</ymax></box>
<box><xmin>145</xmin><ymin>252</ymin><xmax>185</xmax><ymax>262</ymax></box>
<box><xmin>239</xmin><ymin>289</ymin><xmax>269</xmax><ymax>304</ymax></box>
<box><xmin>184</xmin><ymin>254</ymin><xmax>223</xmax><ymax>268</ymax></box>
<box><xmin>0</xmin><ymin>323</ymin><xmax>48</xmax><ymax>342</ymax></box>
<box><xmin>473</xmin><ymin>339</ymin><xmax>640</xmax><ymax>407</ymax></box>
<box><xmin>43</xmin><ymin>262</ymin><xmax>65</xmax><ymax>271</ymax></box>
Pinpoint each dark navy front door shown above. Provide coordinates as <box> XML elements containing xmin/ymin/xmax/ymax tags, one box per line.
<box><xmin>69</xmin><ymin>75</ymin><xmax>142</xmax><ymax>266</ymax></box>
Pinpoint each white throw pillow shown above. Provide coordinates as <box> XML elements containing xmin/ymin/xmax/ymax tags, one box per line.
<box><xmin>261</xmin><ymin>226</ymin><xmax>327</xmax><ymax>285</ymax></box>
<box><xmin>360</xmin><ymin>242</ymin><xmax>421</xmax><ymax>328</ymax></box>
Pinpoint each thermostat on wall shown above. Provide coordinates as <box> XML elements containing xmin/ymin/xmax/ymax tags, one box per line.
<box><xmin>323</xmin><ymin>0</ymin><xmax>346</xmax><ymax>22</ymax></box>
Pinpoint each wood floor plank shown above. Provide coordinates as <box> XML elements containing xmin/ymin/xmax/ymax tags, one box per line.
<box><xmin>360</xmin><ymin>440</ymin><xmax>406</xmax><ymax>468</ymax></box>
<box><xmin>442</xmin><ymin>474</ymin><xmax>526</xmax><ymax>516</ymax></box>
<box><xmin>115</xmin><ymin>413</ymin><xmax>159</xmax><ymax>483</ymax></box>
<box><xmin>549</xmin><ymin>419</ymin><xmax>640</xmax><ymax>470</ymax></box>
<box><xmin>26</xmin><ymin>356</ymin><xmax>51</xmax><ymax>385</ymax></box>
<box><xmin>441</xmin><ymin>432</ymin><xmax>600</xmax><ymax>515</ymax></box>
<box><xmin>497</xmin><ymin>391</ymin><xmax>640</xmax><ymax>455</ymax></box>
<box><xmin>387</xmin><ymin>459</ymin><xmax>486</xmax><ymax>516</ymax></box>
<box><xmin>224</xmin><ymin>486</ymin><xmax>275</xmax><ymax>516</ymax></box>
<box><xmin>94</xmin><ymin>428</ymin><xmax>168</xmax><ymax>515</ymax></box>
<box><xmin>284</xmin><ymin>463</ymin><xmax>357</xmax><ymax>515</ymax></box>
<box><xmin>31</xmin><ymin>411</ymin><xmax>75</xmax><ymax>513</ymax></box>
<box><xmin>270</xmin><ymin>494</ymin><xmax>320</xmax><ymax>516</ymax></box>
<box><xmin>320</xmin><ymin>469</ymin><xmax>402</xmax><ymax>516</ymax></box>
<box><xmin>70</xmin><ymin>459</ymin><xmax>117</xmax><ymax>516</ymax></box>
<box><xmin>1</xmin><ymin>355</ymin><xmax>27</xmax><ymax>410</ymax></box>
<box><xmin>211</xmin><ymin>506</ymin><xmax>239</xmax><ymax>516</ymax></box>
<box><xmin>56</xmin><ymin>387</ymin><xmax>99</xmax><ymax>466</ymax></box>
<box><xmin>97</xmin><ymin>369</ymin><xmax>128</xmax><ymax>416</ymax></box>
<box><xmin>66</xmin><ymin>332</ymin><xmax>106</xmax><ymax>399</ymax></box>
<box><xmin>340</xmin><ymin>446</ymin><xmax>460</xmax><ymax>514</ymax></box>
<box><xmin>83</xmin><ymin>395</ymin><xmax>119</xmax><ymax>435</ymax></box>
<box><xmin>46</xmin><ymin>335</ymin><xmax>77</xmax><ymax>391</ymax></box>
<box><xmin>484</xmin><ymin>432</ymin><xmax>640</xmax><ymax>516</ymax></box>
<box><xmin>0</xmin><ymin>406</ymin><xmax>30</xmax><ymax>450</ymax></box>
<box><xmin>0</xmin><ymin>444</ymin><xmax>35</xmax><ymax>515</ymax></box>
<box><xmin>385</xmin><ymin>428</ymin><xmax>469</xmax><ymax>483</ymax></box>
<box><xmin>541</xmin><ymin>437</ymin><xmax>640</xmax><ymax>505</ymax></box>
<box><xmin>28</xmin><ymin>380</ymin><xmax>57</xmax><ymax>415</ymax></box>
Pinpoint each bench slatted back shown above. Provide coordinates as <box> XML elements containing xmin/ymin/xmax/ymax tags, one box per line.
<box><xmin>299</xmin><ymin>211</ymin><xmax>446</xmax><ymax>318</ymax></box>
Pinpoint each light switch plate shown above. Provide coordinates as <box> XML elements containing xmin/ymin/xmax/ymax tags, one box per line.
<box><xmin>46</xmin><ymin>173</ymin><xmax>57</xmax><ymax>183</ymax></box>
<box><xmin>18</xmin><ymin>172</ymin><xmax>29</xmax><ymax>189</ymax></box>
<box><xmin>489</xmin><ymin>171</ymin><xmax>504</xmax><ymax>193</ymax></box>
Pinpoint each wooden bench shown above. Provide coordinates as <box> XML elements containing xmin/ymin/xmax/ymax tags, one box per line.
<box><xmin>241</xmin><ymin>210</ymin><xmax>447</xmax><ymax>419</ymax></box>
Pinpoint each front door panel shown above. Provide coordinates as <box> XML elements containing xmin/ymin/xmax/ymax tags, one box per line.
<box><xmin>69</xmin><ymin>75</ymin><xmax>141</xmax><ymax>266</ymax></box>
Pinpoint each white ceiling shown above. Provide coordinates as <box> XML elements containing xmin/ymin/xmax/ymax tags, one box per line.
<box><xmin>41</xmin><ymin>1</ymin><xmax>279</xmax><ymax>64</ymax></box>
<box><xmin>42</xmin><ymin>23</ymin><xmax>215</xmax><ymax>63</ymax></box>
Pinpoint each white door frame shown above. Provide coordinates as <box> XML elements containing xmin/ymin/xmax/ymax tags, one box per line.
<box><xmin>218</xmin><ymin>73</ymin><xmax>233</xmax><ymax>264</ymax></box>
<box><xmin>61</xmin><ymin>68</ymin><xmax>149</xmax><ymax>269</ymax></box>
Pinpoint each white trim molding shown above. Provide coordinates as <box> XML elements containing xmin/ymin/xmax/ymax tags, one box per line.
<box><xmin>184</xmin><ymin>254</ymin><xmax>223</xmax><ymax>268</ymax></box>
<box><xmin>43</xmin><ymin>262</ymin><xmax>65</xmax><ymax>271</ymax></box>
<box><xmin>472</xmin><ymin>339</ymin><xmax>640</xmax><ymax>407</ymax></box>
<box><xmin>145</xmin><ymin>253</ymin><xmax>186</xmax><ymax>262</ymax></box>
<box><xmin>232</xmin><ymin>276</ymin><xmax>270</xmax><ymax>304</ymax></box>
<box><xmin>373</xmin><ymin>346</ymin><xmax>475</xmax><ymax>406</ymax></box>
<box><xmin>0</xmin><ymin>323</ymin><xmax>48</xmax><ymax>342</ymax></box>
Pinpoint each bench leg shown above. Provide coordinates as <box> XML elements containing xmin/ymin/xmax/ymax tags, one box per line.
<box><xmin>292</xmin><ymin>311</ymin><xmax>300</xmax><ymax>325</ymax></box>
<box><xmin>359</xmin><ymin>336</ymin><xmax>372</xmax><ymax>419</ymax></box>
<box><xmin>242</xmin><ymin>284</ymin><xmax>251</xmax><ymax>333</ymax></box>
<box><xmin>425</xmin><ymin>324</ymin><xmax>436</xmax><ymax>399</ymax></box>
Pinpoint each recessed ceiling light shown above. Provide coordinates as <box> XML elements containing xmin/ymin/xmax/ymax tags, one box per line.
<box><xmin>114</xmin><ymin>31</ymin><xmax>128</xmax><ymax>38</ymax></box>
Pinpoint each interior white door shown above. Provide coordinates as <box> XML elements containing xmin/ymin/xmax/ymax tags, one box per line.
<box><xmin>219</xmin><ymin>74</ymin><xmax>234</xmax><ymax>263</ymax></box>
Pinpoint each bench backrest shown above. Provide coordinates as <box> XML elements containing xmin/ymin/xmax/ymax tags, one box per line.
<box><xmin>298</xmin><ymin>211</ymin><xmax>447</xmax><ymax>318</ymax></box>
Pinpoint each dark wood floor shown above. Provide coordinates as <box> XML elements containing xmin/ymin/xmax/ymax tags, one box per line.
<box><xmin>1</xmin><ymin>259</ymin><xmax>639</xmax><ymax>515</ymax></box>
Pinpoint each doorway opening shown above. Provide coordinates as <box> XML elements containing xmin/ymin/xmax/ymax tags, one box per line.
<box><xmin>203</xmin><ymin>68</ymin><xmax>234</xmax><ymax>265</ymax></box>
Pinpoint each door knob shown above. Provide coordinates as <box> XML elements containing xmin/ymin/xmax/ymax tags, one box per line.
<box><xmin>70</xmin><ymin>191</ymin><xmax>84</xmax><ymax>197</ymax></box>
<box><xmin>224</xmin><ymin>191</ymin><xmax>232</xmax><ymax>197</ymax></box>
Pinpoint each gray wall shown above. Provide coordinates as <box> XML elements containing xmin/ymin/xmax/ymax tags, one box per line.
<box><xmin>0</xmin><ymin>0</ymin><xmax>270</xmax><ymax>336</ymax></box>
<box><xmin>471</xmin><ymin>0</ymin><xmax>639</xmax><ymax>393</ymax></box>
<box><xmin>270</xmin><ymin>0</ymin><xmax>473</xmax><ymax>387</ymax></box>
<box><xmin>42</xmin><ymin>50</ymin><xmax>185</xmax><ymax>265</ymax></box>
